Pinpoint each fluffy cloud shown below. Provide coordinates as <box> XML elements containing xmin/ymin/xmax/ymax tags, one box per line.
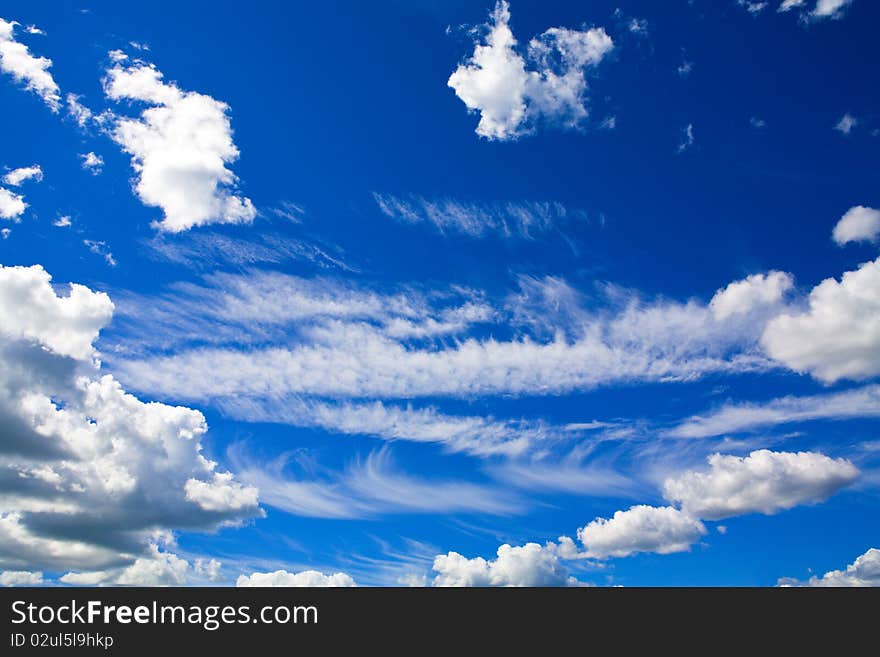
<box><xmin>667</xmin><ymin>384</ymin><xmax>880</xmax><ymax>438</ymax></box>
<box><xmin>662</xmin><ymin>450</ymin><xmax>859</xmax><ymax>520</ymax></box>
<box><xmin>448</xmin><ymin>1</ymin><xmax>613</xmax><ymax>140</ymax></box>
<box><xmin>60</xmin><ymin>546</ymin><xmax>190</xmax><ymax>586</ymax></box>
<box><xmin>577</xmin><ymin>505</ymin><xmax>706</xmax><ymax>558</ymax></box>
<box><xmin>779</xmin><ymin>548</ymin><xmax>880</xmax><ymax>587</ymax></box>
<box><xmin>813</xmin><ymin>0</ymin><xmax>853</xmax><ymax>19</ymax></box>
<box><xmin>103</xmin><ymin>56</ymin><xmax>255</xmax><ymax>232</ymax></box>
<box><xmin>432</xmin><ymin>542</ymin><xmax>575</xmax><ymax>586</ymax></box>
<box><xmin>3</xmin><ymin>165</ymin><xmax>43</xmax><ymax>186</ymax></box>
<box><xmin>0</xmin><ymin>570</ymin><xmax>43</xmax><ymax>586</ymax></box>
<box><xmin>0</xmin><ymin>263</ymin><xmax>261</xmax><ymax>573</ymax></box>
<box><xmin>80</xmin><ymin>152</ymin><xmax>104</xmax><ymax>175</ymax></box>
<box><xmin>832</xmin><ymin>206</ymin><xmax>880</xmax><ymax>245</ymax></box>
<box><xmin>834</xmin><ymin>113</ymin><xmax>857</xmax><ymax>134</ymax></box>
<box><xmin>761</xmin><ymin>257</ymin><xmax>880</xmax><ymax>382</ymax></box>
<box><xmin>0</xmin><ymin>18</ymin><xmax>60</xmax><ymax>110</ymax></box>
<box><xmin>709</xmin><ymin>271</ymin><xmax>793</xmax><ymax>320</ymax></box>
<box><xmin>0</xmin><ymin>187</ymin><xmax>26</xmax><ymax>221</ymax></box>
<box><xmin>236</xmin><ymin>569</ymin><xmax>356</xmax><ymax>587</ymax></box>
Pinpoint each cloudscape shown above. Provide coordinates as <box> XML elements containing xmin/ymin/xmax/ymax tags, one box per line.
<box><xmin>0</xmin><ymin>0</ymin><xmax>877</xmax><ymax>588</ymax></box>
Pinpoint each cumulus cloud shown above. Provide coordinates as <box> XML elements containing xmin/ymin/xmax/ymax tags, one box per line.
<box><xmin>662</xmin><ymin>450</ymin><xmax>859</xmax><ymax>520</ymax></box>
<box><xmin>60</xmin><ymin>546</ymin><xmax>190</xmax><ymax>586</ymax></box>
<box><xmin>812</xmin><ymin>0</ymin><xmax>854</xmax><ymax>19</ymax></box>
<box><xmin>80</xmin><ymin>152</ymin><xmax>104</xmax><ymax>175</ymax></box>
<box><xmin>432</xmin><ymin>542</ymin><xmax>576</xmax><ymax>586</ymax></box>
<box><xmin>373</xmin><ymin>193</ymin><xmax>586</xmax><ymax>239</ymax></box>
<box><xmin>0</xmin><ymin>186</ymin><xmax>26</xmax><ymax>221</ymax></box>
<box><xmin>3</xmin><ymin>165</ymin><xmax>43</xmax><ymax>186</ymax></box>
<box><xmin>761</xmin><ymin>257</ymin><xmax>880</xmax><ymax>382</ymax></box>
<box><xmin>103</xmin><ymin>56</ymin><xmax>255</xmax><ymax>231</ymax></box>
<box><xmin>779</xmin><ymin>548</ymin><xmax>880</xmax><ymax>586</ymax></box>
<box><xmin>832</xmin><ymin>206</ymin><xmax>880</xmax><ymax>245</ymax></box>
<box><xmin>0</xmin><ymin>570</ymin><xmax>43</xmax><ymax>586</ymax></box>
<box><xmin>667</xmin><ymin>384</ymin><xmax>880</xmax><ymax>438</ymax></box>
<box><xmin>0</xmin><ymin>263</ymin><xmax>261</xmax><ymax>573</ymax></box>
<box><xmin>236</xmin><ymin>569</ymin><xmax>356</xmax><ymax>587</ymax></box>
<box><xmin>447</xmin><ymin>1</ymin><xmax>613</xmax><ymax>140</ymax></box>
<box><xmin>577</xmin><ymin>505</ymin><xmax>706</xmax><ymax>558</ymax></box>
<box><xmin>709</xmin><ymin>271</ymin><xmax>793</xmax><ymax>321</ymax></box>
<box><xmin>0</xmin><ymin>18</ymin><xmax>60</xmax><ymax>111</ymax></box>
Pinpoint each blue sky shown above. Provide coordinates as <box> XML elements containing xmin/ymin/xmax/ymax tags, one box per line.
<box><xmin>0</xmin><ymin>0</ymin><xmax>878</xmax><ymax>587</ymax></box>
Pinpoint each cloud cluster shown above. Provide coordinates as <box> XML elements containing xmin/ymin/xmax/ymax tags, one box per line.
<box><xmin>236</xmin><ymin>569</ymin><xmax>356</xmax><ymax>587</ymax></box>
<box><xmin>0</xmin><ymin>264</ymin><xmax>261</xmax><ymax>573</ymax></box>
<box><xmin>448</xmin><ymin>1</ymin><xmax>613</xmax><ymax>140</ymax></box>
<box><xmin>0</xmin><ymin>162</ymin><xmax>43</xmax><ymax>222</ymax></box>
<box><xmin>432</xmin><ymin>541</ymin><xmax>577</xmax><ymax>586</ymax></box>
<box><xmin>0</xmin><ymin>18</ymin><xmax>60</xmax><ymax>111</ymax></box>
<box><xmin>778</xmin><ymin>548</ymin><xmax>880</xmax><ymax>586</ymax></box>
<box><xmin>103</xmin><ymin>55</ymin><xmax>255</xmax><ymax>232</ymax></box>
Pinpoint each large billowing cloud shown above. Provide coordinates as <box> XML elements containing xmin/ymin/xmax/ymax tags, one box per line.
<box><xmin>103</xmin><ymin>55</ymin><xmax>255</xmax><ymax>232</ymax></box>
<box><xmin>577</xmin><ymin>505</ymin><xmax>706</xmax><ymax>559</ymax></box>
<box><xmin>761</xmin><ymin>257</ymin><xmax>880</xmax><ymax>382</ymax></box>
<box><xmin>448</xmin><ymin>1</ymin><xmax>613</xmax><ymax>140</ymax></box>
<box><xmin>0</xmin><ymin>18</ymin><xmax>60</xmax><ymax>111</ymax></box>
<box><xmin>779</xmin><ymin>547</ymin><xmax>880</xmax><ymax>587</ymax></box>
<box><xmin>0</xmin><ymin>264</ymin><xmax>261</xmax><ymax>573</ymax></box>
<box><xmin>236</xmin><ymin>569</ymin><xmax>356</xmax><ymax>587</ymax></box>
<box><xmin>662</xmin><ymin>450</ymin><xmax>859</xmax><ymax>520</ymax></box>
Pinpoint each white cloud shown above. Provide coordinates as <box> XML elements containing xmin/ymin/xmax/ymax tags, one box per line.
<box><xmin>750</xmin><ymin>116</ymin><xmax>767</xmax><ymax>128</ymax></box>
<box><xmin>761</xmin><ymin>257</ymin><xmax>880</xmax><ymax>382</ymax></box>
<box><xmin>1</xmin><ymin>228</ymin><xmax>10</xmax><ymax>239</ymax></box>
<box><xmin>0</xmin><ymin>186</ymin><xmax>26</xmax><ymax>221</ymax></box>
<box><xmin>738</xmin><ymin>1</ymin><xmax>769</xmax><ymax>15</ymax></box>
<box><xmin>3</xmin><ymin>165</ymin><xmax>43</xmax><ymax>186</ymax></box>
<box><xmin>710</xmin><ymin>271</ymin><xmax>793</xmax><ymax>321</ymax></box>
<box><xmin>834</xmin><ymin>113</ymin><xmax>858</xmax><ymax>134</ymax></box>
<box><xmin>0</xmin><ymin>570</ymin><xmax>43</xmax><ymax>586</ymax></box>
<box><xmin>832</xmin><ymin>206</ymin><xmax>880</xmax><ymax>245</ymax></box>
<box><xmin>432</xmin><ymin>541</ymin><xmax>576</xmax><ymax>586</ymax></box>
<box><xmin>60</xmin><ymin>546</ymin><xmax>190</xmax><ymax>586</ymax></box>
<box><xmin>83</xmin><ymin>239</ymin><xmax>117</xmax><ymax>267</ymax></box>
<box><xmin>53</xmin><ymin>215</ymin><xmax>72</xmax><ymax>228</ymax></box>
<box><xmin>779</xmin><ymin>548</ymin><xmax>880</xmax><ymax>586</ymax></box>
<box><xmin>667</xmin><ymin>384</ymin><xmax>880</xmax><ymax>438</ymax></box>
<box><xmin>194</xmin><ymin>557</ymin><xmax>222</xmax><ymax>582</ymax></box>
<box><xmin>103</xmin><ymin>57</ymin><xmax>255</xmax><ymax>231</ymax></box>
<box><xmin>80</xmin><ymin>152</ymin><xmax>104</xmax><ymax>175</ymax></box>
<box><xmin>677</xmin><ymin>123</ymin><xmax>694</xmax><ymax>153</ymax></box>
<box><xmin>778</xmin><ymin>0</ymin><xmax>806</xmax><ymax>11</ymax></box>
<box><xmin>0</xmin><ymin>18</ymin><xmax>60</xmax><ymax>111</ymax></box>
<box><xmin>65</xmin><ymin>94</ymin><xmax>94</xmax><ymax>128</ymax></box>
<box><xmin>662</xmin><ymin>450</ymin><xmax>859</xmax><ymax>520</ymax></box>
<box><xmin>448</xmin><ymin>1</ymin><xmax>613</xmax><ymax>140</ymax></box>
<box><xmin>237</xmin><ymin>569</ymin><xmax>356</xmax><ymax>587</ymax></box>
<box><xmin>677</xmin><ymin>60</ymin><xmax>693</xmax><ymax>77</ymax></box>
<box><xmin>577</xmin><ymin>505</ymin><xmax>706</xmax><ymax>558</ymax></box>
<box><xmin>231</xmin><ymin>446</ymin><xmax>518</xmax><ymax>519</ymax></box>
<box><xmin>0</xmin><ymin>264</ymin><xmax>261</xmax><ymax>572</ymax></box>
<box><xmin>812</xmin><ymin>0</ymin><xmax>853</xmax><ymax>19</ymax></box>
<box><xmin>373</xmin><ymin>193</ymin><xmax>585</xmax><ymax>239</ymax></box>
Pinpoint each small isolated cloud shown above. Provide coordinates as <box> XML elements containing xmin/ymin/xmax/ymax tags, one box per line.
<box><xmin>0</xmin><ymin>18</ymin><xmax>60</xmax><ymax>111</ymax></box>
<box><xmin>1</xmin><ymin>228</ymin><xmax>10</xmax><ymax>239</ymax></box>
<box><xmin>53</xmin><ymin>215</ymin><xmax>72</xmax><ymax>228</ymax></box>
<box><xmin>677</xmin><ymin>123</ymin><xmax>694</xmax><ymax>153</ymax></box>
<box><xmin>80</xmin><ymin>152</ymin><xmax>104</xmax><ymax>175</ymax></box>
<box><xmin>3</xmin><ymin>165</ymin><xmax>42</xmax><ymax>186</ymax></box>
<box><xmin>832</xmin><ymin>205</ymin><xmax>880</xmax><ymax>245</ymax></box>
<box><xmin>778</xmin><ymin>0</ymin><xmax>807</xmax><ymax>11</ymax></box>
<box><xmin>236</xmin><ymin>569</ymin><xmax>356</xmax><ymax>587</ymax></box>
<box><xmin>738</xmin><ymin>1</ymin><xmax>769</xmax><ymax>15</ymax></box>
<box><xmin>0</xmin><ymin>186</ymin><xmax>26</xmax><ymax>221</ymax></box>
<box><xmin>448</xmin><ymin>1</ymin><xmax>614</xmax><ymax>140</ymax></box>
<box><xmin>834</xmin><ymin>113</ymin><xmax>858</xmax><ymax>135</ymax></box>
<box><xmin>750</xmin><ymin>116</ymin><xmax>767</xmax><ymax>128</ymax></box>
<box><xmin>577</xmin><ymin>505</ymin><xmax>706</xmax><ymax>559</ymax></box>
<box><xmin>83</xmin><ymin>239</ymin><xmax>117</xmax><ymax>267</ymax></box>
<box><xmin>663</xmin><ymin>450</ymin><xmax>859</xmax><ymax>520</ymax></box>
<box><xmin>103</xmin><ymin>55</ymin><xmax>255</xmax><ymax>231</ymax></box>
<box><xmin>677</xmin><ymin>60</ymin><xmax>693</xmax><ymax>77</ymax></box>
<box><xmin>762</xmin><ymin>257</ymin><xmax>880</xmax><ymax>382</ymax></box>
<box><xmin>779</xmin><ymin>548</ymin><xmax>880</xmax><ymax>586</ymax></box>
